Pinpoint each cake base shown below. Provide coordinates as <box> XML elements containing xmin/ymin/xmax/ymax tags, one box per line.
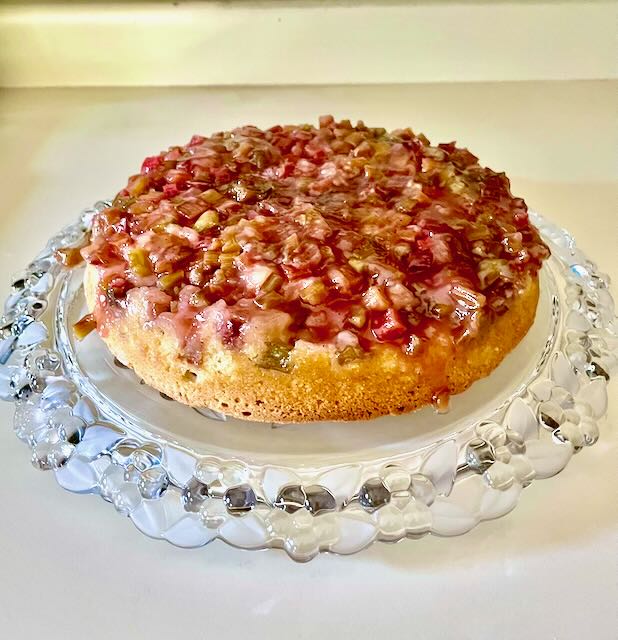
<box><xmin>84</xmin><ymin>265</ymin><xmax>539</xmax><ymax>423</ymax></box>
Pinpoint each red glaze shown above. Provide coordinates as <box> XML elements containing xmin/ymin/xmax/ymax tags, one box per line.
<box><xmin>82</xmin><ymin>117</ymin><xmax>549</xmax><ymax>358</ymax></box>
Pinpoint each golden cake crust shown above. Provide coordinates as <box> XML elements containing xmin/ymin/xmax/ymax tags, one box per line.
<box><xmin>84</xmin><ymin>264</ymin><xmax>539</xmax><ymax>423</ymax></box>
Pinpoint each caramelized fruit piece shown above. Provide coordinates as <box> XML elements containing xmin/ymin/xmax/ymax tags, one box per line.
<box><xmin>261</xmin><ymin>272</ymin><xmax>283</xmax><ymax>293</ymax></box>
<box><xmin>362</xmin><ymin>286</ymin><xmax>389</xmax><ymax>311</ymax></box>
<box><xmin>203</xmin><ymin>251</ymin><xmax>220</xmax><ymax>268</ymax></box>
<box><xmin>337</xmin><ymin>345</ymin><xmax>363</xmax><ymax>365</ymax></box>
<box><xmin>200</xmin><ymin>189</ymin><xmax>224</xmax><ymax>205</ymax></box>
<box><xmin>73</xmin><ymin>313</ymin><xmax>97</xmax><ymax>340</ymax></box>
<box><xmin>347</xmin><ymin>306</ymin><xmax>367</xmax><ymax>328</ymax></box>
<box><xmin>193</xmin><ymin>210</ymin><xmax>219</xmax><ymax>232</ymax></box>
<box><xmin>299</xmin><ymin>279</ymin><xmax>327</xmax><ymax>305</ymax></box>
<box><xmin>128</xmin><ymin>248</ymin><xmax>151</xmax><ymax>277</ymax></box>
<box><xmin>157</xmin><ymin>270</ymin><xmax>184</xmax><ymax>291</ymax></box>
<box><xmin>55</xmin><ymin>247</ymin><xmax>84</xmax><ymax>267</ymax></box>
<box><xmin>256</xmin><ymin>343</ymin><xmax>292</xmax><ymax>372</ymax></box>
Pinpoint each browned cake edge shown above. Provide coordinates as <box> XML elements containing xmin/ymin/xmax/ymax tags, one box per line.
<box><xmin>84</xmin><ymin>264</ymin><xmax>539</xmax><ymax>423</ymax></box>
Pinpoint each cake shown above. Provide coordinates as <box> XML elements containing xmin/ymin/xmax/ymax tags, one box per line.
<box><xmin>78</xmin><ymin>116</ymin><xmax>550</xmax><ymax>422</ymax></box>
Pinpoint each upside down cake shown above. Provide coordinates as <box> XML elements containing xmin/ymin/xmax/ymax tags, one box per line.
<box><xmin>77</xmin><ymin>116</ymin><xmax>549</xmax><ymax>422</ymax></box>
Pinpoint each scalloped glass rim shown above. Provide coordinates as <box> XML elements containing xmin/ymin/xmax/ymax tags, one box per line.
<box><xmin>0</xmin><ymin>204</ymin><xmax>615</xmax><ymax>562</ymax></box>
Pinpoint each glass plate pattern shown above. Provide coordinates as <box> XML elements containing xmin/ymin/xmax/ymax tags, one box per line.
<box><xmin>1</xmin><ymin>203</ymin><xmax>615</xmax><ymax>561</ymax></box>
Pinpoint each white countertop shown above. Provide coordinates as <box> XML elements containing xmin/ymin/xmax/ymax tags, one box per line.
<box><xmin>0</xmin><ymin>82</ymin><xmax>616</xmax><ymax>639</ymax></box>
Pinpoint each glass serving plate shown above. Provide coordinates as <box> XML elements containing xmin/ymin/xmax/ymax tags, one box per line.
<box><xmin>1</xmin><ymin>203</ymin><xmax>615</xmax><ymax>561</ymax></box>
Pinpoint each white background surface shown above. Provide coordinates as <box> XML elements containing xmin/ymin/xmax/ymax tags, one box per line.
<box><xmin>0</xmin><ymin>82</ymin><xmax>616</xmax><ymax>639</ymax></box>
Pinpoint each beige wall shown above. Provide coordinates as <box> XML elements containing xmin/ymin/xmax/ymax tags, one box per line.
<box><xmin>1</xmin><ymin>1</ymin><xmax>616</xmax><ymax>88</ymax></box>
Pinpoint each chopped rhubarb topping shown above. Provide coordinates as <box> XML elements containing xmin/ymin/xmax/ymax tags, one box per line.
<box><xmin>82</xmin><ymin>117</ymin><xmax>549</xmax><ymax>360</ymax></box>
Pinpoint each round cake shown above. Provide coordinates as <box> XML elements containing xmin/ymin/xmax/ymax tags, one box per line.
<box><xmin>80</xmin><ymin>116</ymin><xmax>550</xmax><ymax>422</ymax></box>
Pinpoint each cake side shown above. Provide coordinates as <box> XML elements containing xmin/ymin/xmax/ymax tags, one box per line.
<box><xmin>85</xmin><ymin>264</ymin><xmax>539</xmax><ymax>423</ymax></box>
<box><xmin>79</xmin><ymin>116</ymin><xmax>550</xmax><ymax>421</ymax></box>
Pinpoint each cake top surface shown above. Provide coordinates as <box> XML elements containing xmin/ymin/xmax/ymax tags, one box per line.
<box><xmin>82</xmin><ymin>116</ymin><xmax>549</xmax><ymax>364</ymax></box>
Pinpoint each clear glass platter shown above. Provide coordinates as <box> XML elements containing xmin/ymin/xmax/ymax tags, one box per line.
<box><xmin>1</xmin><ymin>203</ymin><xmax>616</xmax><ymax>561</ymax></box>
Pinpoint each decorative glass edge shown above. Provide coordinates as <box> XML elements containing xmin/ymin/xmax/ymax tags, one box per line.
<box><xmin>0</xmin><ymin>203</ymin><xmax>615</xmax><ymax>562</ymax></box>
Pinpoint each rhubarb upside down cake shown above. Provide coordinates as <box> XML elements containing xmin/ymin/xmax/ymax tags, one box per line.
<box><xmin>77</xmin><ymin>116</ymin><xmax>549</xmax><ymax>422</ymax></box>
